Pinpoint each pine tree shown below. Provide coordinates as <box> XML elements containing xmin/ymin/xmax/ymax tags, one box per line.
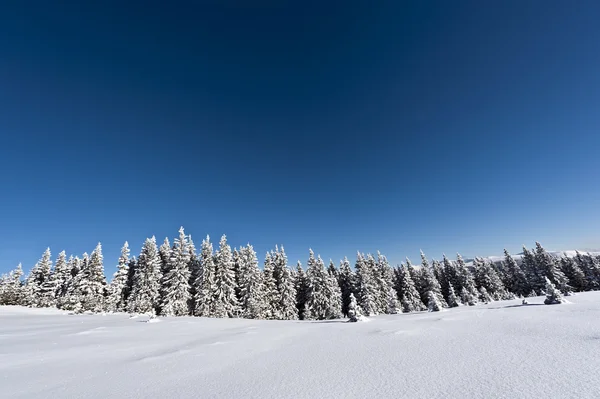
<box><xmin>397</xmin><ymin>264</ymin><xmax>426</xmax><ymax>313</ymax></box>
<box><xmin>442</xmin><ymin>254</ymin><xmax>460</xmax><ymax>295</ymax></box>
<box><xmin>576</xmin><ymin>251</ymin><xmax>600</xmax><ymax>290</ymax></box>
<box><xmin>522</xmin><ymin>246</ymin><xmax>544</xmax><ymax>294</ymax></box>
<box><xmin>106</xmin><ymin>242</ymin><xmax>130</xmax><ymax>312</ymax></box>
<box><xmin>26</xmin><ymin>248</ymin><xmax>53</xmax><ymax>307</ymax></box>
<box><xmin>419</xmin><ymin>251</ymin><xmax>448</xmax><ymax>308</ymax></box>
<box><xmin>294</xmin><ymin>261</ymin><xmax>309</xmax><ymax>320</ymax></box>
<box><xmin>272</xmin><ymin>246</ymin><xmax>289</xmax><ymax>291</ymax></box>
<box><xmin>337</xmin><ymin>257</ymin><xmax>355</xmax><ymax>317</ymax></box>
<box><xmin>232</xmin><ymin>247</ymin><xmax>244</xmax><ymax>303</ymax></box>
<box><xmin>455</xmin><ymin>253</ymin><xmax>479</xmax><ymax>305</ymax></box>
<box><xmin>38</xmin><ymin>262</ymin><xmax>58</xmax><ymax>308</ymax></box>
<box><xmin>354</xmin><ymin>252</ymin><xmax>378</xmax><ymax>316</ymax></box>
<box><xmin>193</xmin><ymin>236</ymin><xmax>215</xmax><ymax>317</ymax></box>
<box><xmin>327</xmin><ymin>260</ymin><xmax>338</xmax><ymax>280</ymax></box>
<box><xmin>544</xmin><ymin>277</ymin><xmax>564</xmax><ymax>305</ymax></box>
<box><xmin>347</xmin><ymin>293</ymin><xmax>364</xmax><ymax>322</ymax></box>
<box><xmin>53</xmin><ymin>251</ymin><xmax>70</xmax><ymax>301</ymax></box>
<box><xmin>446</xmin><ymin>283</ymin><xmax>460</xmax><ymax>307</ymax></box>
<box><xmin>128</xmin><ymin>237</ymin><xmax>162</xmax><ymax>314</ymax></box>
<box><xmin>473</xmin><ymin>257</ymin><xmax>508</xmax><ymax>300</ymax></box>
<box><xmin>503</xmin><ymin>249</ymin><xmax>531</xmax><ymax>297</ymax></box>
<box><xmin>375</xmin><ymin>252</ymin><xmax>394</xmax><ymax>314</ymax></box>
<box><xmin>160</xmin><ymin>227</ymin><xmax>192</xmax><ymax>316</ymax></box>
<box><xmin>77</xmin><ymin>243</ymin><xmax>107</xmax><ymax>312</ymax></box>
<box><xmin>0</xmin><ymin>264</ymin><xmax>25</xmax><ymax>305</ymax></box>
<box><xmin>432</xmin><ymin>259</ymin><xmax>450</xmax><ymax>302</ymax></box>
<box><xmin>534</xmin><ymin>242</ymin><xmax>569</xmax><ymax>293</ymax></box>
<box><xmin>305</xmin><ymin>251</ymin><xmax>336</xmax><ymax>320</ymax></box>
<box><xmin>387</xmin><ymin>287</ymin><xmax>400</xmax><ymax>314</ymax></box>
<box><xmin>478</xmin><ymin>286</ymin><xmax>493</xmax><ymax>303</ymax></box>
<box><xmin>59</xmin><ymin>256</ymin><xmax>82</xmax><ymax>311</ymax></box>
<box><xmin>262</xmin><ymin>251</ymin><xmax>280</xmax><ymax>319</ymax></box>
<box><xmin>212</xmin><ymin>235</ymin><xmax>239</xmax><ymax>318</ymax></box>
<box><xmin>427</xmin><ymin>290</ymin><xmax>442</xmax><ymax>312</ymax></box>
<box><xmin>159</xmin><ymin>237</ymin><xmax>171</xmax><ymax>275</ymax></box>
<box><xmin>187</xmin><ymin>236</ymin><xmax>201</xmax><ymax>309</ymax></box>
<box><xmin>279</xmin><ymin>265</ymin><xmax>299</xmax><ymax>320</ymax></box>
<box><xmin>238</xmin><ymin>244</ymin><xmax>266</xmax><ymax>319</ymax></box>
<box><xmin>560</xmin><ymin>255</ymin><xmax>585</xmax><ymax>292</ymax></box>
<box><xmin>460</xmin><ymin>286</ymin><xmax>478</xmax><ymax>306</ymax></box>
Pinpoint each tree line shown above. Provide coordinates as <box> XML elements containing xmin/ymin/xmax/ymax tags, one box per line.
<box><xmin>1</xmin><ymin>226</ymin><xmax>599</xmax><ymax>319</ymax></box>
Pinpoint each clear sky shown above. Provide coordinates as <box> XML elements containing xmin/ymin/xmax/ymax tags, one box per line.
<box><xmin>1</xmin><ymin>1</ymin><xmax>600</xmax><ymax>276</ymax></box>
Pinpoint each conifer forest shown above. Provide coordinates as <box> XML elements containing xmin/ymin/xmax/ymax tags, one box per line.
<box><xmin>2</xmin><ymin>226</ymin><xmax>599</xmax><ymax>320</ymax></box>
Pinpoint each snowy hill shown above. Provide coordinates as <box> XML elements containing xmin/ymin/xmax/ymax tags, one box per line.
<box><xmin>3</xmin><ymin>292</ymin><xmax>600</xmax><ymax>398</ymax></box>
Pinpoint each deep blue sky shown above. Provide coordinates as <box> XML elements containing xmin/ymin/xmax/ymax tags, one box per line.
<box><xmin>1</xmin><ymin>1</ymin><xmax>600</xmax><ymax>276</ymax></box>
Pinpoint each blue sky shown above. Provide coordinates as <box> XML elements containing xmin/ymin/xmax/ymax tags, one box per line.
<box><xmin>1</xmin><ymin>1</ymin><xmax>599</xmax><ymax>276</ymax></box>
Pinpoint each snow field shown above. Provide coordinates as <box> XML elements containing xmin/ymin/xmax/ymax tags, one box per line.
<box><xmin>2</xmin><ymin>292</ymin><xmax>600</xmax><ymax>398</ymax></box>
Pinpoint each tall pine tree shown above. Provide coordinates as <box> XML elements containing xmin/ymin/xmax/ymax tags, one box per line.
<box><xmin>128</xmin><ymin>237</ymin><xmax>162</xmax><ymax>315</ymax></box>
<box><xmin>160</xmin><ymin>227</ymin><xmax>192</xmax><ymax>316</ymax></box>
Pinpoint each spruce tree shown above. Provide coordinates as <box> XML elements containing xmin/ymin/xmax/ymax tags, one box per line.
<box><xmin>560</xmin><ymin>255</ymin><xmax>585</xmax><ymax>292</ymax></box>
<box><xmin>193</xmin><ymin>236</ymin><xmax>215</xmax><ymax>317</ymax></box>
<box><xmin>460</xmin><ymin>286</ymin><xmax>478</xmax><ymax>306</ymax></box>
<box><xmin>427</xmin><ymin>290</ymin><xmax>442</xmax><ymax>312</ymax></box>
<box><xmin>442</xmin><ymin>254</ymin><xmax>460</xmax><ymax>295</ymax></box>
<box><xmin>106</xmin><ymin>242</ymin><xmax>130</xmax><ymax>312</ymax></box>
<box><xmin>238</xmin><ymin>244</ymin><xmax>266</xmax><ymax>319</ymax></box>
<box><xmin>160</xmin><ymin>227</ymin><xmax>192</xmax><ymax>316</ymax></box>
<box><xmin>0</xmin><ymin>264</ymin><xmax>25</xmax><ymax>305</ymax></box>
<box><xmin>544</xmin><ymin>277</ymin><xmax>564</xmax><ymax>305</ymax></box>
<box><xmin>575</xmin><ymin>251</ymin><xmax>600</xmax><ymax>290</ymax></box>
<box><xmin>419</xmin><ymin>251</ymin><xmax>448</xmax><ymax>308</ymax></box>
<box><xmin>128</xmin><ymin>237</ymin><xmax>162</xmax><ymax>314</ymax></box>
<box><xmin>327</xmin><ymin>260</ymin><xmax>338</xmax><ymax>280</ymax></box>
<box><xmin>78</xmin><ymin>243</ymin><xmax>107</xmax><ymax>312</ymax></box>
<box><xmin>232</xmin><ymin>248</ymin><xmax>244</xmax><ymax>303</ymax></box>
<box><xmin>354</xmin><ymin>252</ymin><xmax>378</xmax><ymax>316</ymax></box>
<box><xmin>59</xmin><ymin>256</ymin><xmax>82</xmax><ymax>311</ymax></box>
<box><xmin>26</xmin><ymin>248</ymin><xmax>53</xmax><ymax>307</ymax></box>
<box><xmin>522</xmin><ymin>246</ymin><xmax>544</xmax><ymax>294</ymax></box>
<box><xmin>347</xmin><ymin>293</ymin><xmax>364</xmax><ymax>322</ymax></box>
<box><xmin>212</xmin><ymin>235</ymin><xmax>239</xmax><ymax>318</ymax></box>
<box><xmin>446</xmin><ymin>283</ymin><xmax>460</xmax><ymax>307</ymax></box>
<box><xmin>455</xmin><ymin>253</ymin><xmax>479</xmax><ymax>304</ymax></box>
<box><xmin>53</xmin><ymin>251</ymin><xmax>70</xmax><ymax>301</ymax></box>
<box><xmin>159</xmin><ymin>237</ymin><xmax>171</xmax><ymax>275</ymax></box>
<box><xmin>186</xmin><ymin>236</ymin><xmax>200</xmax><ymax>310</ymax></box>
<box><xmin>534</xmin><ymin>242</ymin><xmax>569</xmax><ymax>293</ymax></box>
<box><xmin>262</xmin><ymin>251</ymin><xmax>280</xmax><ymax>319</ymax></box>
<box><xmin>294</xmin><ymin>261</ymin><xmax>309</xmax><ymax>320</ymax></box>
<box><xmin>278</xmin><ymin>265</ymin><xmax>299</xmax><ymax>320</ymax></box>
<box><xmin>375</xmin><ymin>252</ymin><xmax>394</xmax><ymax>314</ymax></box>
<box><xmin>387</xmin><ymin>287</ymin><xmax>400</xmax><ymax>314</ymax></box>
<box><xmin>432</xmin><ymin>259</ymin><xmax>450</xmax><ymax>302</ymax></box>
<box><xmin>337</xmin><ymin>257</ymin><xmax>355</xmax><ymax>317</ymax></box>
<box><xmin>503</xmin><ymin>249</ymin><xmax>531</xmax><ymax>297</ymax></box>
<box><xmin>473</xmin><ymin>257</ymin><xmax>508</xmax><ymax>300</ymax></box>
<box><xmin>397</xmin><ymin>264</ymin><xmax>426</xmax><ymax>313</ymax></box>
<box><xmin>478</xmin><ymin>286</ymin><xmax>493</xmax><ymax>303</ymax></box>
<box><xmin>305</xmin><ymin>250</ymin><xmax>336</xmax><ymax>320</ymax></box>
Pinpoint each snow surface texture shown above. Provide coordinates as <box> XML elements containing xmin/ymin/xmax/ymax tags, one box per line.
<box><xmin>2</xmin><ymin>293</ymin><xmax>600</xmax><ymax>399</ymax></box>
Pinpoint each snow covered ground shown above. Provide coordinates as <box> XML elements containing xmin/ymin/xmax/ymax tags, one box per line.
<box><xmin>2</xmin><ymin>293</ymin><xmax>600</xmax><ymax>399</ymax></box>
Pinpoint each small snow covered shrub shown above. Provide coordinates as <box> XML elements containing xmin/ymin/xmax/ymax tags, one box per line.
<box><xmin>347</xmin><ymin>293</ymin><xmax>366</xmax><ymax>322</ymax></box>
<box><xmin>544</xmin><ymin>278</ymin><xmax>564</xmax><ymax>305</ymax></box>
